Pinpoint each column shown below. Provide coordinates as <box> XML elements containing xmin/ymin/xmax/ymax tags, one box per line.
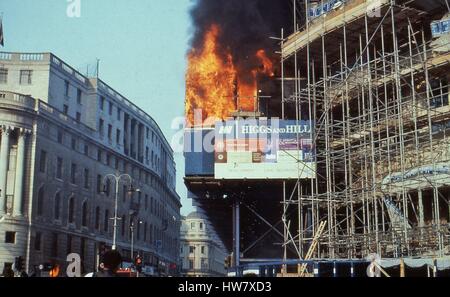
<box><xmin>0</xmin><ymin>126</ymin><xmax>11</xmax><ymax>216</ymax></box>
<box><xmin>134</xmin><ymin>120</ymin><xmax>139</xmax><ymax>159</ymax></box>
<box><xmin>13</xmin><ymin>129</ymin><xmax>28</xmax><ymax>217</ymax></box>
<box><xmin>127</xmin><ymin>117</ymin><xmax>132</xmax><ymax>156</ymax></box>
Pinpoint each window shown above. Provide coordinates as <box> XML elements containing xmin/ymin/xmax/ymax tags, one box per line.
<box><xmin>37</xmin><ymin>187</ymin><xmax>44</xmax><ymax>216</ymax></box>
<box><xmin>97</xmin><ymin>149</ymin><xmax>102</xmax><ymax>162</ymax></box>
<box><xmin>146</xmin><ymin>127</ymin><xmax>150</xmax><ymax>139</ymax></box>
<box><xmin>121</xmin><ymin>215</ymin><xmax>126</xmax><ymax>237</ymax></box>
<box><xmin>54</xmin><ymin>192</ymin><xmax>61</xmax><ymax>220</ymax></box>
<box><xmin>34</xmin><ymin>232</ymin><xmax>42</xmax><ymax>251</ymax></box>
<box><xmin>71</xmin><ymin>137</ymin><xmax>76</xmax><ymax>150</ymax></box>
<box><xmin>116</xmin><ymin>129</ymin><xmax>121</xmax><ymax>145</ymax></box>
<box><xmin>99</xmin><ymin>96</ymin><xmax>105</xmax><ymax>110</ymax></box>
<box><xmin>145</xmin><ymin>194</ymin><xmax>148</xmax><ymax>210</ymax></box>
<box><xmin>106</xmin><ymin>154</ymin><xmax>111</xmax><ymax>166</ymax></box>
<box><xmin>56</xmin><ymin>157</ymin><xmax>63</xmax><ymax>179</ymax></box>
<box><xmin>97</xmin><ymin>175</ymin><xmax>102</xmax><ymax>194</ymax></box>
<box><xmin>51</xmin><ymin>233</ymin><xmax>58</xmax><ymax>257</ymax></box>
<box><xmin>95</xmin><ymin>207</ymin><xmax>100</xmax><ymax>230</ymax></box>
<box><xmin>201</xmin><ymin>246</ymin><xmax>205</xmax><ymax>254</ymax></box>
<box><xmin>77</xmin><ymin>88</ymin><xmax>82</xmax><ymax>104</ymax></box>
<box><xmin>5</xmin><ymin>232</ymin><xmax>16</xmax><ymax>244</ymax></box>
<box><xmin>109</xmin><ymin>102</ymin><xmax>113</xmax><ymax>116</ymax></box>
<box><xmin>191</xmin><ymin>222</ymin><xmax>195</xmax><ymax>230</ymax></box>
<box><xmin>149</xmin><ymin>224</ymin><xmax>153</xmax><ymax>242</ymax></box>
<box><xmin>0</xmin><ymin>68</ymin><xmax>8</xmax><ymax>83</ymax></box>
<box><xmin>57</xmin><ymin>130</ymin><xmax>63</xmax><ymax>144</ymax></box>
<box><xmin>76</xmin><ymin>112</ymin><xmax>81</xmax><ymax>122</ymax></box>
<box><xmin>144</xmin><ymin>222</ymin><xmax>147</xmax><ymax>242</ymax></box>
<box><xmin>115</xmin><ymin>158</ymin><xmax>119</xmax><ymax>170</ymax></box>
<box><xmin>71</xmin><ymin>163</ymin><xmax>77</xmax><ymax>184</ymax></box>
<box><xmin>66</xmin><ymin>235</ymin><xmax>72</xmax><ymax>255</ymax></box>
<box><xmin>189</xmin><ymin>259</ymin><xmax>194</xmax><ymax>270</ymax></box>
<box><xmin>80</xmin><ymin>238</ymin><xmax>86</xmax><ymax>260</ymax></box>
<box><xmin>137</xmin><ymin>220</ymin><xmax>141</xmax><ymax>241</ymax></box>
<box><xmin>63</xmin><ymin>105</ymin><xmax>69</xmax><ymax>115</ymax></box>
<box><xmin>82</xmin><ymin>201</ymin><xmax>88</xmax><ymax>227</ymax></box>
<box><xmin>64</xmin><ymin>80</ymin><xmax>70</xmax><ymax>96</ymax></box>
<box><xmin>105</xmin><ymin>179</ymin><xmax>111</xmax><ymax>197</ymax></box>
<box><xmin>108</xmin><ymin>124</ymin><xmax>112</xmax><ymax>141</ymax></box>
<box><xmin>84</xmin><ymin>169</ymin><xmax>90</xmax><ymax>189</ymax></box>
<box><xmin>68</xmin><ymin>197</ymin><xmax>75</xmax><ymax>223</ymax></box>
<box><xmin>84</xmin><ymin>144</ymin><xmax>89</xmax><ymax>156</ymax></box>
<box><xmin>199</xmin><ymin>223</ymin><xmax>203</xmax><ymax>230</ymax></box>
<box><xmin>122</xmin><ymin>185</ymin><xmax>127</xmax><ymax>202</ymax></box>
<box><xmin>189</xmin><ymin>246</ymin><xmax>195</xmax><ymax>254</ymax></box>
<box><xmin>104</xmin><ymin>210</ymin><xmax>109</xmax><ymax>232</ymax></box>
<box><xmin>20</xmin><ymin>70</ymin><xmax>32</xmax><ymax>84</ymax></box>
<box><xmin>99</xmin><ymin>119</ymin><xmax>104</xmax><ymax>136</ymax></box>
<box><xmin>39</xmin><ymin>150</ymin><xmax>47</xmax><ymax>173</ymax></box>
<box><xmin>201</xmin><ymin>258</ymin><xmax>208</xmax><ymax>269</ymax></box>
<box><xmin>117</xmin><ymin>108</ymin><xmax>121</xmax><ymax>121</ymax></box>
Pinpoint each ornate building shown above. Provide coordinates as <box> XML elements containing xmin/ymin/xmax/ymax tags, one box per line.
<box><xmin>0</xmin><ymin>52</ymin><xmax>181</xmax><ymax>275</ymax></box>
<box><xmin>180</xmin><ymin>211</ymin><xmax>228</xmax><ymax>277</ymax></box>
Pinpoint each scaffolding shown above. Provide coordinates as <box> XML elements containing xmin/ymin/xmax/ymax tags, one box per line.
<box><xmin>279</xmin><ymin>0</ymin><xmax>450</xmax><ymax>270</ymax></box>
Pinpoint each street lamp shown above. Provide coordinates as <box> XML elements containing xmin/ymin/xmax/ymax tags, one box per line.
<box><xmin>130</xmin><ymin>219</ymin><xmax>143</xmax><ymax>260</ymax></box>
<box><xmin>101</xmin><ymin>173</ymin><xmax>140</xmax><ymax>250</ymax></box>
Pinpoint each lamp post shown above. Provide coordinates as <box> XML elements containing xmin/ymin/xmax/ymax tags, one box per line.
<box><xmin>130</xmin><ymin>219</ymin><xmax>143</xmax><ymax>260</ymax></box>
<box><xmin>101</xmin><ymin>173</ymin><xmax>140</xmax><ymax>250</ymax></box>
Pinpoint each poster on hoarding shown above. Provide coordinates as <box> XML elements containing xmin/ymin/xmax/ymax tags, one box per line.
<box><xmin>214</xmin><ymin>119</ymin><xmax>316</xmax><ymax>179</ymax></box>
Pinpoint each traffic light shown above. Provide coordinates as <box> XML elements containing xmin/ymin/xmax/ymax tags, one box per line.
<box><xmin>14</xmin><ymin>256</ymin><xmax>24</xmax><ymax>272</ymax></box>
<box><xmin>135</xmin><ymin>255</ymin><xmax>143</xmax><ymax>273</ymax></box>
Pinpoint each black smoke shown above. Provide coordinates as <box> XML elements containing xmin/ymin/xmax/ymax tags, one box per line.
<box><xmin>188</xmin><ymin>0</ymin><xmax>293</xmax><ymax>84</ymax></box>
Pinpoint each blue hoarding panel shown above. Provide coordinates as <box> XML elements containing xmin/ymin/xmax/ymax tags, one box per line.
<box><xmin>184</xmin><ymin>129</ymin><xmax>215</xmax><ymax>176</ymax></box>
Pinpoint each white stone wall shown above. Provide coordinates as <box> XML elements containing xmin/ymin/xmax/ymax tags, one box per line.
<box><xmin>179</xmin><ymin>214</ymin><xmax>228</xmax><ymax>276</ymax></box>
<box><xmin>0</xmin><ymin>52</ymin><xmax>181</xmax><ymax>275</ymax></box>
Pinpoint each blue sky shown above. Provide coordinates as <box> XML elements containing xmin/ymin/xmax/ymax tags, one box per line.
<box><xmin>1</xmin><ymin>0</ymin><xmax>194</xmax><ymax>215</ymax></box>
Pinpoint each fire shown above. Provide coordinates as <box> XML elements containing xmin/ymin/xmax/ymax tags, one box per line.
<box><xmin>186</xmin><ymin>24</ymin><xmax>275</xmax><ymax>126</ymax></box>
<box><xmin>256</xmin><ymin>49</ymin><xmax>275</xmax><ymax>77</ymax></box>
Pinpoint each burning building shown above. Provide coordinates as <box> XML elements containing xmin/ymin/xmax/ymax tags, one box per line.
<box><xmin>185</xmin><ymin>0</ymin><xmax>450</xmax><ymax>276</ymax></box>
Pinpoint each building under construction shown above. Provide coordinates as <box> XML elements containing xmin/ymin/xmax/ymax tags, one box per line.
<box><xmin>185</xmin><ymin>0</ymin><xmax>450</xmax><ymax>276</ymax></box>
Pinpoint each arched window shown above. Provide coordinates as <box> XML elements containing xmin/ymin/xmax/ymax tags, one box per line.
<box><xmin>37</xmin><ymin>187</ymin><xmax>45</xmax><ymax>216</ymax></box>
<box><xmin>104</xmin><ymin>209</ymin><xmax>109</xmax><ymax>232</ymax></box>
<box><xmin>82</xmin><ymin>201</ymin><xmax>88</xmax><ymax>227</ymax></box>
<box><xmin>54</xmin><ymin>192</ymin><xmax>61</xmax><ymax>220</ymax></box>
<box><xmin>95</xmin><ymin>207</ymin><xmax>100</xmax><ymax>230</ymax></box>
<box><xmin>68</xmin><ymin>197</ymin><xmax>75</xmax><ymax>223</ymax></box>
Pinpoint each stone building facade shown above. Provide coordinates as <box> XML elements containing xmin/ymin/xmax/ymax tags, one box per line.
<box><xmin>180</xmin><ymin>211</ymin><xmax>228</xmax><ymax>277</ymax></box>
<box><xmin>0</xmin><ymin>52</ymin><xmax>181</xmax><ymax>275</ymax></box>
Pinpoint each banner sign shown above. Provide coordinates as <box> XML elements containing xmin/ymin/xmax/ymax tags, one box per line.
<box><xmin>309</xmin><ymin>0</ymin><xmax>346</xmax><ymax>20</ymax></box>
<box><xmin>214</xmin><ymin>119</ymin><xmax>316</xmax><ymax>179</ymax></box>
<box><xmin>431</xmin><ymin>18</ymin><xmax>450</xmax><ymax>37</ymax></box>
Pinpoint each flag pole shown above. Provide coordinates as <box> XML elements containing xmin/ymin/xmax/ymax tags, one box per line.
<box><xmin>0</xmin><ymin>12</ymin><xmax>4</xmax><ymax>47</ymax></box>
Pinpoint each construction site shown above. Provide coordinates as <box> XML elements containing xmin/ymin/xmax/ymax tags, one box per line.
<box><xmin>184</xmin><ymin>0</ymin><xmax>450</xmax><ymax>276</ymax></box>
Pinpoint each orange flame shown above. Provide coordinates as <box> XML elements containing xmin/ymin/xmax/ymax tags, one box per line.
<box><xmin>186</xmin><ymin>24</ymin><xmax>275</xmax><ymax>126</ymax></box>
